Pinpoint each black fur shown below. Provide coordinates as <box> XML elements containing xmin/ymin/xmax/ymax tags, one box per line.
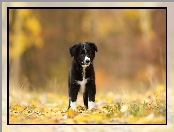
<box><xmin>68</xmin><ymin>41</ymin><xmax>97</xmax><ymax>109</ymax></box>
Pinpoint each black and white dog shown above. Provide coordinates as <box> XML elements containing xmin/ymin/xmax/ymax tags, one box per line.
<box><xmin>68</xmin><ymin>42</ymin><xmax>98</xmax><ymax>110</ymax></box>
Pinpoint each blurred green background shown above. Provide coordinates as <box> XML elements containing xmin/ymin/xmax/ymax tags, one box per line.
<box><xmin>9</xmin><ymin>9</ymin><xmax>166</xmax><ymax>93</ymax></box>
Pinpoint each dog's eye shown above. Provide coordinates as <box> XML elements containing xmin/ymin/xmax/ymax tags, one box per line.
<box><xmin>88</xmin><ymin>52</ymin><xmax>91</xmax><ymax>55</ymax></box>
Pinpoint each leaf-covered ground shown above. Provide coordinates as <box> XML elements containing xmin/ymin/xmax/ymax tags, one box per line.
<box><xmin>9</xmin><ymin>85</ymin><xmax>166</xmax><ymax>124</ymax></box>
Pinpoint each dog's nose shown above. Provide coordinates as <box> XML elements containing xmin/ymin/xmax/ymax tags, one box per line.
<box><xmin>84</xmin><ymin>56</ymin><xmax>90</xmax><ymax>64</ymax></box>
<box><xmin>85</xmin><ymin>59</ymin><xmax>90</xmax><ymax>64</ymax></box>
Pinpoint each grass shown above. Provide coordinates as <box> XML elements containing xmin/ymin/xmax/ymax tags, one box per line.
<box><xmin>9</xmin><ymin>85</ymin><xmax>166</xmax><ymax>124</ymax></box>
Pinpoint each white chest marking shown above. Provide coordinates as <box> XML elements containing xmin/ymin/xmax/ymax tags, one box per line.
<box><xmin>77</xmin><ymin>67</ymin><xmax>88</xmax><ymax>94</ymax></box>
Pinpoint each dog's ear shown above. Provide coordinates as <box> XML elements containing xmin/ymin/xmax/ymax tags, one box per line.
<box><xmin>69</xmin><ymin>43</ymin><xmax>80</xmax><ymax>57</ymax></box>
<box><xmin>87</xmin><ymin>42</ymin><xmax>98</xmax><ymax>52</ymax></box>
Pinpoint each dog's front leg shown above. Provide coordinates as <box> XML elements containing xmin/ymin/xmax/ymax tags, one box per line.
<box><xmin>68</xmin><ymin>83</ymin><xmax>79</xmax><ymax>110</ymax></box>
<box><xmin>83</xmin><ymin>91</ymin><xmax>88</xmax><ymax>109</ymax></box>
<box><xmin>88</xmin><ymin>83</ymin><xmax>96</xmax><ymax>110</ymax></box>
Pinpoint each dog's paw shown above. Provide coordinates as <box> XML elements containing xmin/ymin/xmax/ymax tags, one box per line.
<box><xmin>70</xmin><ymin>101</ymin><xmax>77</xmax><ymax>110</ymax></box>
<box><xmin>88</xmin><ymin>101</ymin><xmax>95</xmax><ymax>110</ymax></box>
<box><xmin>67</xmin><ymin>108</ymin><xmax>76</xmax><ymax>118</ymax></box>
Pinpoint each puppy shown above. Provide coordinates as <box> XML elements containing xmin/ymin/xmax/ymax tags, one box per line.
<box><xmin>68</xmin><ymin>42</ymin><xmax>98</xmax><ymax>110</ymax></box>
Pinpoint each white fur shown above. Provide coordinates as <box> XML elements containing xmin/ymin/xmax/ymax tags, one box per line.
<box><xmin>70</xmin><ymin>101</ymin><xmax>77</xmax><ymax>110</ymax></box>
<box><xmin>77</xmin><ymin>67</ymin><xmax>88</xmax><ymax>94</ymax></box>
<box><xmin>84</xmin><ymin>56</ymin><xmax>90</xmax><ymax>62</ymax></box>
<box><xmin>88</xmin><ymin>101</ymin><xmax>95</xmax><ymax>110</ymax></box>
<box><xmin>77</xmin><ymin>79</ymin><xmax>88</xmax><ymax>94</ymax></box>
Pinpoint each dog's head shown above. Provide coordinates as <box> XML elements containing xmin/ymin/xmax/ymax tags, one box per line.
<box><xmin>69</xmin><ymin>42</ymin><xmax>97</xmax><ymax>67</ymax></box>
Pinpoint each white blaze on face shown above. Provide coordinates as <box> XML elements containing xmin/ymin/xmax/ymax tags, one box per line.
<box><xmin>84</xmin><ymin>56</ymin><xmax>90</xmax><ymax>64</ymax></box>
<box><xmin>82</xmin><ymin>43</ymin><xmax>91</xmax><ymax>66</ymax></box>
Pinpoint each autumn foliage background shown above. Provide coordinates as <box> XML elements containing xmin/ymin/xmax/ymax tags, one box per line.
<box><xmin>8</xmin><ymin>8</ymin><xmax>166</xmax><ymax>124</ymax></box>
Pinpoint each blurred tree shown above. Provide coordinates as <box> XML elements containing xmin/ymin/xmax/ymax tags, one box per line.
<box><xmin>20</xmin><ymin>9</ymin><xmax>89</xmax><ymax>89</ymax></box>
<box><xmin>9</xmin><ymin>9</ymin><xmax>43</xmax><ymax>88</ymax></box>
<box><xmin>9</xmin><ymin>9</ymin><xmax>166</xmax><ymax>92</ymax></box>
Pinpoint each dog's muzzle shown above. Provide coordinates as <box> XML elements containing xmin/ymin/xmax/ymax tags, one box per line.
<box><xmin>82</xmin><ymin>56</ymin><xmax>90</xmax><ymax>66</ymax></box>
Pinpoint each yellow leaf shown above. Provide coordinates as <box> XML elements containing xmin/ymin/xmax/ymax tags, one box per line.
<box><xmin>88</xmin><ymin>114</ymin><xmax>103</xmax><ymax>123</ymax></box>
<box><xmin>67</xmin><ymin>108</ymin><xmax>76</xmax><ymax>118</ymax></box>
<box><xmin>73</xmin><ymin>115</ymin><xmax>88</xmax><ymax>123</ymax></box>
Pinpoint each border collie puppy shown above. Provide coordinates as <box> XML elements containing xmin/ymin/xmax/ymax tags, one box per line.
<box><xmin>68</xmin><ymin>42</ymin><xmax>98</xmax><ymax>110</ymax></box>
